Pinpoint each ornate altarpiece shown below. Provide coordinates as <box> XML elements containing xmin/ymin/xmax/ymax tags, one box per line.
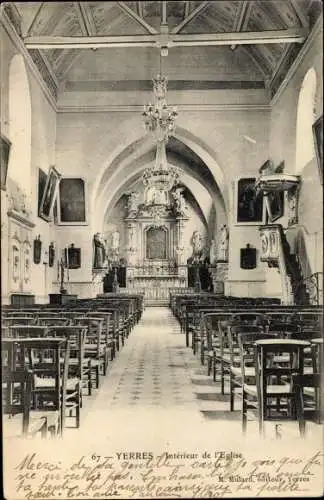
<box><xmin>124</xmin><ymin>196</ymin><xmax>189</xmax><ymax>305</ymax></box>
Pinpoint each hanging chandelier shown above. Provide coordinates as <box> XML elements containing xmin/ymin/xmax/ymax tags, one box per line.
<box><xmin>141</xmin><ymin>55</ymin><xmax>179</xmax><ymax>195</ymax></box>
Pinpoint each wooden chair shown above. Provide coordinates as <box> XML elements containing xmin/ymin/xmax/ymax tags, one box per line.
<box><xmin>2</xmin><ymin>317</ymin><xmax>37</xmax><ymax>327</ymax></box>
<box><xmin>47</xmin><ymin>326</ymin><xmax>87</xmax><ymax>428</ymax></box>
<box><xmin>90</xmin><ymin>311</ymin><xmax>116</xmax><ymax>359</ymax></box>
<box><xmin>201</xmin><ymin>313</ymin><xmax>233</xmax><ymax>378</ymax></box>
<box><xmin>72</xmin><ymin>316</ymin><xmax>107</xmax><ymax>389</ymax></box>
<box><xmin>2</xmin><ymin>337</ymin><xmax>69</xmax><ymax>437</ymax></box>
<box><xmin>2</xmin><ymin>369</ymin><xmax>48</xmax><ymax>438</ymax></box>
<box><xmin>292</xmin><ymin>373</ymin><xmax>321</xmax><ymax>436</ymax></box>
<box><xmin>37</xmin><ymin>317</ymin><xmax>71</xmax><ymax>326</ymax></box>
<box><xmin>228</xmin><ymin>326</ymin><xmax>266</xmax><ymax>410</ymax></box>
<box><xmin>242</xmin><ymin>339</ymin><xmax>311</xmax><ymax>437</ymax></box>
<box><xmin>230</xmin><ymin>312</ymin><xmax>268</xmax><ymax>327</ymax></box>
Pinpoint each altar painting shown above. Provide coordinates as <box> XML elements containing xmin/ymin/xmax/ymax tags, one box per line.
<box><xmin>146</xmin><ymin>227</ymin><xmax>168</xmax><ymax>260</ymax></box>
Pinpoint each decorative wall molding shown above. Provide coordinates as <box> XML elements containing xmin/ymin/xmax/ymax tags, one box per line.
<box><xmin>7</xmin><ymin>210</ymin><xmax>35</xmax><ymax>229</ymax></box>
<box><xmin>28</xmin><ymin>49</ymin><xmax>58</xmax><ymax>99</ymax></box>
<box><xmin>271</xmin><ymin>16</ymin><xmax>322</xmax><ymax>107</ymax></box>
<box><xmin>0</xmin><ymin>9</ymin><xmax>57</xmax><ymax>111</ymax></box>
<box><xmin>57</xmin><ymin>103</ymin><xmax>272</xmax><ymax>113</ymax></box>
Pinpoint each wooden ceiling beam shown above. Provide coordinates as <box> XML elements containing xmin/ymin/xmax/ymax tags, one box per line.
<box><xmin>137</xmin><ymin>1</ymin><xmax>143</xmax><ymax>18</ymax></box>
<box><xmin>73</xmin><ymin>2</ymin><xmax>89</xmax><ymax>35</ymax></box>
<box><xmin>26</xmin><ymin>2</ymin><xmax>44</xmax><ymax>36</ymax></box>
<box><xmin>79</xmin><ymin>2</ymin><xmax>97</xmax><ymax>35</ymax></box>
<box><xmin>24</xmin><ymin>28</ymin><xmax>309</xmax><ymax>49</ymax></box>
<box><xmin>290</xmin><ymin>0</ymin><xmax>309</xmax><ymax>27</ymax></box>
<box><xmin>116</xmin><ymin>2</ymin><xmax>158</xmax><ymax>34</ymax></box>
<box><xmin>171</xmin><ymin>1</ymin><xmax>209</xmax><ymax>34</ymax></box>
<box><xmin>161</xmin><ymin>1</ymin><xmax>167</xmax><ymax>25</ymax></box>
<box><xmin>184</xmin><ymin>1</ymin><xmax>190</xmax><ymax>20</ymax></box>
<box><xmin>231</xmin><ymin>1</ymin><xmax>253</xmax><ymax>50</ymax></box>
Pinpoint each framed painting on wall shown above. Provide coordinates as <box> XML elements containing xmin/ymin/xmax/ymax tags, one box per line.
<box><xmin>1</xmin><ymin>133</ymin><xmax>11</xmax><ymax>191</ymax></box>
<box><xmin>236</xmin><ymin>177</ymin><xmax>264</xmax><ymax>224</ymax></box>
<box><xmin>57</xmin><ymin>178</ymin><xmax>88</xmax><ymax>225</ymax></box>
<box><xmin>313</xmin><ymin>115</ymin><xmax>323</xmax><ymax>184</ymax></box>
<box><xmin>39</xmin><ymin>166</ymin><xmax>61</xmax><ymax>222</ymax></box>
<box><xmin>38</xmin><ymin>168</ymin><xmax>47</xmax><ymax>215</ymax></box>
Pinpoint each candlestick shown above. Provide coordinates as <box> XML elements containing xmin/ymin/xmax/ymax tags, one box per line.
<box><xmin>66</xmin><ymin>246</ymin><xmax>69</xmax><ymax>269</ymax></box>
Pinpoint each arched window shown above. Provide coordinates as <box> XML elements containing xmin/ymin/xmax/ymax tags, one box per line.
<box><xmin>295</xmin><ymin>68</ymin><xmax>317</xmax><ymax>173</ymax></box>
<box><xmin>8</xmin><ymin>55</ymin><xmax>32</xmax><ymax>194</ymax></box>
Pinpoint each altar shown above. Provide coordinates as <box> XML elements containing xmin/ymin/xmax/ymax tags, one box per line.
<box><xmin>123</xmin><ymin>190</ymin><xmax>189</xmax><ymax>305</ymax></box>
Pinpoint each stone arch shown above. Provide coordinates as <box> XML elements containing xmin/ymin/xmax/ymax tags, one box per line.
<box><xmin>91</xmin><ymin>128</ymin><xmax>228</xmax><ymax>227</ymax></box>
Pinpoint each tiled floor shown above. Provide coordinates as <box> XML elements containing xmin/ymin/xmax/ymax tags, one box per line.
<box><xmin>3</xmin><ymin>307</ymin><xmax>323</xmax><ymax>499</ymax></box>
<box><xmin>70</xmin><ymin>307</ymin><xmax>323</xmax><ymax>446</ymax></box>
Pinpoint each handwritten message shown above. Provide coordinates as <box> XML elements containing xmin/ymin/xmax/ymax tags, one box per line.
<box><xmin>12</xmin><ymin>450</ymin><xmax>323</xmax><ymax>498</ymax></box>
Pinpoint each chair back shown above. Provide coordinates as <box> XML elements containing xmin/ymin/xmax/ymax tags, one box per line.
<box><xmin>2</xmin><ymin>369</ymin><xmax>34</xmax><ymax>435</ymax></box>
<box><xmin>255</xmin><ymin>339</ymin><xmax>311</xmax><ymax>406</ymax></box>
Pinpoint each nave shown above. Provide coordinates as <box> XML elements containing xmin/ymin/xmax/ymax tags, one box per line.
<box><xmin>4</xmin><ymin>306</ymin><xmax>322</xmax><ymax>447</ymax></box>
<box><xmin>3</xmin><ymin>302</ymin><xmax>323</xmax><ymax>499</ymax></box>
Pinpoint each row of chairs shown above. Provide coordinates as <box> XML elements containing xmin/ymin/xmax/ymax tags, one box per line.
<box><xmin>2</xmin><ymin>294</ymin><xmax>144</xmax><ymax>439</ymax></box>
<box><xmin>172</xmin><ymin>292</ymin><xmax>323</xmax><ymax>436</ymax></box>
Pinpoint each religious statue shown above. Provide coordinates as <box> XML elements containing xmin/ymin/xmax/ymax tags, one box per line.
<box><xmin>93</xmin><ymin>232</ymin><xmax>106</xmax><ymax>268</ymax></box>
<box><xmin>191</xmin><ymin>230</ymin><xmax>203</xmax><ymax>256</ymax></box>
<box><xmin>287</xmin><ymin>189</ymin><xmax>298</xmax><ymax>226</ymax></box>
<box><xmin>126</xmin><ymin>192</ymin><xmax>139</xmax><ymax>215</ymax></box>
<box><xmin>209</xmin><ymin>239</ymin><xmax>217</xmax><ymax>265</ymax></box>
<box><xmin>111</xmin><ymin>228</ymin><xmax>120</xmax><ymax>252</ymax></box>
<box><xmin>172</xmin><ymin>187</ymin><xmax>187</xmax><ymax>214</ymax></box>
<box><xmin>217</xmin><ymin>224</ymin><xmax>229</xmax><ymax>262</ymax></box>
<box><xmin>7</xmin><ymin>178</ymin><xmax>32</xmax><ymax>218</ymax></box>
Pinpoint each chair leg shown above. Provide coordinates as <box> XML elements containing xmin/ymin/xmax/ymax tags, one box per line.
<box><xmin>242</xmin><ymin>392</ymin><xmax>247</xmax><ymax>434</ymax></box>
<box><xmin>207</xmin><ymin>356</ymin><xmax>212</xmax><ymax>377</ymax></box>
<box><xmin>95</xmin><ymin>365</ymin><xmax>100</xmax><ymax>389</ymax></box>
<box><xmin>88</xmin><ymin>360</ymin><xmax>92</xmax><ymax>395</ymax></box>
<box><xmin>200</xmin><ymin>343</ymin><xmax>205</xmax><ymax>365</ymax></box>
<box><xmin>230</xmin><ymin>372</ymin><xmax>234</xmax><ymax>411</ymax></box>
<box><xmin>213</xmin><ymin>353</ymin><xmax>217</xmax><ymax>382</ymax></box>
<box><xmin>258</xmin><ymin>399</ymin><xmax>265</xmax><ymax>437</ymax></box>
<box><xmin>76</xmin><ymin>385</ymin><xmax>81</xmax><ymax>428</ymax></box>
<box><xmin>295</xmin><ymin>387</ymin><xmax>306</xmax><ymax>437</ymax></box>
<box><xmin>220</xmin><ymin>359</ymin><xmax>224</xmax><ymax>395</ymax></box>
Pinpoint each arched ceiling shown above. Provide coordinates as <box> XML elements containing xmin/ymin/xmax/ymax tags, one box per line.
<box><xmin>3</xmin><ymin>1</ymin><xmax>322</xmax><ymax>101</ymax></box>
<box><xmin>92</xmin><ymin>133</ymin><xmax>226</xmax><ymax>230</ymax></box>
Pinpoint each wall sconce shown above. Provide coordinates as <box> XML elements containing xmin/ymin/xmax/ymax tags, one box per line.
<box><xmin>33</xmin><ymin>235</ymin><xmax>42</xmax><ymax>264</ymax></box>
<box><xmin>240</xmin><ymin>244</ymin><xmax>257</xmax><ymax>269</ymax></box>
<box><xmin>48</xmin><ymin>242</ymin><xmax>55</xmax><ymax>267</ymax></box>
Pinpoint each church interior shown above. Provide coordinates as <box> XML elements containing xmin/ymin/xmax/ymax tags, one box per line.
<box><xmin>1</xmin><ymin>0</ymin><xmax>324</xmax><ymax>486</ymax></box>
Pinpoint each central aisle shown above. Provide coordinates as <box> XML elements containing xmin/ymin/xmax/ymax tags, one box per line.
<box><xmin>91</xmin><ymin>307</ymin><xmax>200</xmax><ymax>410</ymax></box>
<box><xmin>78</xmin><ymin>306</ymin><xmax>210</xmax><ymax>449</ymax></box>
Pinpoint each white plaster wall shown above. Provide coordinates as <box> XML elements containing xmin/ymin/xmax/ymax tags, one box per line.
<box><xmin>269</xmin><ymin>22</ymin><xmax>323</xmax><ymax>283</ymax></box>
<box><xmin>1</xmin><ymin>27</ymin><xmax>57</xmax><ymax>304</ymax></box>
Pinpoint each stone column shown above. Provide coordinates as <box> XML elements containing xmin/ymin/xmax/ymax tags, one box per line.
<box><xmin>175</xmin><ymin>217</ymin><xmax>186</xmax><ymax>265</ymax></box>
<box><xmin>125</xmin><ymin>220</ymin><xmax>137</xmax><ymax>265</ymax></box>
<box><xmin>175</xmin><ymin>216</ymin><xmax>188</xmax><ymax>286</ymax></box>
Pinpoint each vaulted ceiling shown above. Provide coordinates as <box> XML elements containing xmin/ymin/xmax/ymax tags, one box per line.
<box><xmin>2</xmin><ymin>1</ymin><xmax>322</xmax><ymax>102</ymax></box>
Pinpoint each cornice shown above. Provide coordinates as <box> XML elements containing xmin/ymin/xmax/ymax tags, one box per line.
<box><xmin>0</xmin><ymin>9</ymin><xmax>57</xmax><ymax>112</ymax></box>
<box><xmin>7</xmin><ymin>210</ymin><xmax>36</xmax><ymax>228</ymax></box>
<box><xmin>270</xmin><ymin>15</ymin><xmax>323</xmax><ymax>107</ymax></box>
<box><xmin>57</xmin><ymin>103</ymin><xmax>271</xmax><ymax>113</ymax></box>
